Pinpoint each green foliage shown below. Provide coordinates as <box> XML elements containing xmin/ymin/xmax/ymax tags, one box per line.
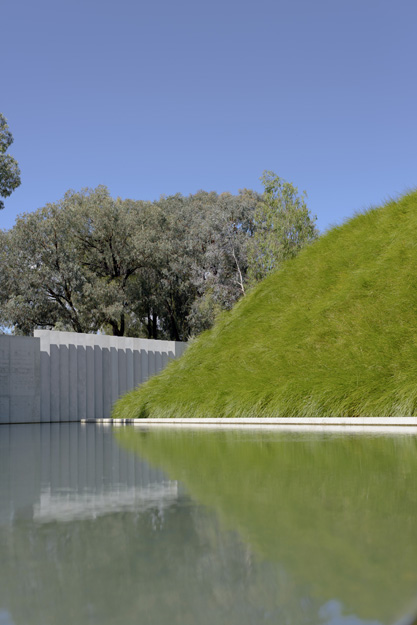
<box><xmin>0</xmin><ymin>187</ymin><xmax>157</xmax><ymax>335</ymax></box>
<box><xmin>248</xmin><ymin>171</ymin><xmax>318</xmax><ymax>282</ymax></box>
<box><xmin>1</xmin><ymin>172</ymin><xmax>316</xmax><ymax>338</ymax></box>
<box><xmin>117</xmin><ymin>427</ymin><xmax>417</xmax><ymax>624</ymax></box>
<box><xmin>0</xmin><ymin>186</ymin><xmax>261</xmax><ymax>337</ymax></box>
<box><xmin>113</xmin><ymin>190</ymin><xmax>417</xmax><ymax>419</ymax></box>
<box><xmin>0</xmin><ymin>113</ymin><xmax>21</xmax><ymax>210</ymax></box>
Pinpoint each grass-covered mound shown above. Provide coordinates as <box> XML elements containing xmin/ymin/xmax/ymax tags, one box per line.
<box><xmin>113</xmin><ymin>191</ymin><xmax>417</xmax><ymax>419</ymax></box>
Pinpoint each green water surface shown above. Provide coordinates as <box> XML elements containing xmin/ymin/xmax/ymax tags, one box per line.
<box><xmin>1</xmin><ymin>424</ymin><xmax>416</xmax><ymax>625</ymax></box>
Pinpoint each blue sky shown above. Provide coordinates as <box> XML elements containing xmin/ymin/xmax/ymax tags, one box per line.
<box><xmin>2</xmin><ymin>0</ymin><xmax>416</xmax><ymax>232</ymax></box>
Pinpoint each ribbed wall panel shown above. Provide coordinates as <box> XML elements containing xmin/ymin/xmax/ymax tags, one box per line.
<box><xmin>33</xmin><ymin>331</ymin><xmax>186</xmax><ymax>422</ymax></box>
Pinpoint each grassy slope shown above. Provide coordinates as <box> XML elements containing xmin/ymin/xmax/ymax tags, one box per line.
<box><xmin>113</xmin><ymin>191</ymin><xmax>417</xmax><ymax>419</ymax></box>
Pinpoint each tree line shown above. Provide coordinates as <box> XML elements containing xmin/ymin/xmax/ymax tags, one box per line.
<box><xmin>0</xmin><ymin>172</ymin><xmax>318</xmax><ymax>340</ymax></box>
<box><xmin>0</xmin><ymin>113</ymin><xmax>21</xmax><ymax>210</ymax></box>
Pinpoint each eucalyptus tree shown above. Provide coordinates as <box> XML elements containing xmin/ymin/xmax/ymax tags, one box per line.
<box><xmin>0</xmin><ymin>174</ymin><xmax>317</xmax><ymax>339</ymax></box>
<box><xmin>0</xmin><ymin>114</ymin><xmax>21</xmax><ymax>209</ymax></box>
<box><xmin>130</xmin><ymin>193</ymin><xmax>203</xmax><ymax>341</ymax></box>
<box><xmin>0</xmin><ymin>187</ymin><xmax>157</xmax><ymax>336</ymax></box>
<box><xmin>0</xmin><ymin>229</ymin><xmax>11</xmax><ymax>329</ymax></box>
<box><xmin>133</xmin><ymin>189</ymin><xmax>261</xmax><ymax>340</ymax></box>
<box><xmin>186</xmin><ymin>189</ymin><xmax>260</xmax><ymax>333</ymax></box>
<box><xmin>248</xmin><ymin>171</ymin><xmax>318</xmax><ymax>283</ymax></box>
<box><xmin>1</xmin><ymin>199</ymin><xmax>89</xmax><ymax>334</ymax></box>
<box><xmin>65</xmin><ymin>187</ymin><xmax>160</xmax><ymax>336</ymax></box>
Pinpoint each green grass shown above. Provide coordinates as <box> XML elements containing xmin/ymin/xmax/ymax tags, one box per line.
<box><xmin>113</xmin><ymin>191</ymin><xmax>417</xmax><ymax>419</ymax></box>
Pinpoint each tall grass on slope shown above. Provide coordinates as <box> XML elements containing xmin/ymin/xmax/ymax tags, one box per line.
<box><xmin>113</xmin><ymin>191</ymin><xmax>417</xmax><ymax>419</ymax></box>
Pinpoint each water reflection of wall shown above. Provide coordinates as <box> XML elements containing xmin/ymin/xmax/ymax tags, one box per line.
<box><xmin>0</xmin><ymin>423</ymin><xmax>176</xmax><ymax>526</ymax></box>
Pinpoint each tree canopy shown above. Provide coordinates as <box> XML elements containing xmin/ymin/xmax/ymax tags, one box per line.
<box><xmin>0</xmin><ymin>113</ymin><xmax>21</xmax><ymax>210</ymax></box>
<box><xmin>0</xmin><ymin>173</ymin><xmax>318</xmax><ymax>338</ymax></box>
<box><xmin>248</xmin><ymin>171</ymin><xmax>318</xmax><ymax>283</ymax></box>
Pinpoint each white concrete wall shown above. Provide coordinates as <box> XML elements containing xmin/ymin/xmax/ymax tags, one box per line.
<box><xmin>34</xmin><ymin>331</ymin><xmax>187</xmax><ymax>422</ymax></box>
<box><xmin>0</xmin><ymin>336</ymin><xmax>41</xmax><ymax>424</ymax></box>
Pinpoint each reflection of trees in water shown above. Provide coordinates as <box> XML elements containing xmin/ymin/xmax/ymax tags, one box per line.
<box><xmin>0</xmin><ymin>499</ymin><xmax>332</xmax><ymax>625</ymax></box>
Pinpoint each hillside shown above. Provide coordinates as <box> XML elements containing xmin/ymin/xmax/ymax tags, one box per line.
<box><xmin>113</xmin><ymin>191</ymin><xmax>417</xmax><ymax>419</ymax></box>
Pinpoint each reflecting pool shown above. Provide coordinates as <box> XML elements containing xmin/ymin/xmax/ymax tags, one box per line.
<box><xmin>1</xmin><ymin>424</ymin><xmax>417</xmax><ymax>625</ymax></box>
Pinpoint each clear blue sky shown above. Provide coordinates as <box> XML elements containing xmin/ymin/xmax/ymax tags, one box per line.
<box><xmin>2</xmin><ymin>0</ymin><xmax>416</xmax><ymax>232</ymax></box>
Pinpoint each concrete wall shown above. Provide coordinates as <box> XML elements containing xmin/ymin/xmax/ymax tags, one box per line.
<box><xmin>0</xmin><ymin>335</ymin><xmax>41</xmax><ymax>424</ymax></box>
<box><xmin>0</xmin><ymin>332</ymin><xmax>186</xmax><ymax>423</ymax></box>
<box><xmin>34</xmin><ymin>331</ymin><xmax>187</xmax><ymax>422</ymax></box>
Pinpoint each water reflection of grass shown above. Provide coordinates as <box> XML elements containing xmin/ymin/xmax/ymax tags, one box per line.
<box><xmin>117</xmin><ymin>428</ymin><xmax>417</xmax><ymax>624</ymax></box>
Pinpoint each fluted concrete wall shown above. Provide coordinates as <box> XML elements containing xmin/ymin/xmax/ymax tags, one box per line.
<box><xmin>0</xmin><ymin>336</ymin><xmax>40</xmax><ymax>424</ymax></box>
<box><xmin>0</xmin><ymin>332</ymin><xmax>186</xmax><ymax>423</ymax></box>
<box><xmin>34</xmin><ymin>331</ymin><xmax>187</xmax><ymax>422</ymax></box>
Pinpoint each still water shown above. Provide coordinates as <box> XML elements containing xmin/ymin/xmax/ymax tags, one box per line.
<box><xmin>1</xmin><ymin>424</ymin><xmax>417</xmax><ymax>625</ymax></box>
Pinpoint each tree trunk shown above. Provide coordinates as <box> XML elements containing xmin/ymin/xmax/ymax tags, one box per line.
<box><xmin>111</xmin><ymin>313</ymin><xmax>125</xmax><ymax>336</ymax></box>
